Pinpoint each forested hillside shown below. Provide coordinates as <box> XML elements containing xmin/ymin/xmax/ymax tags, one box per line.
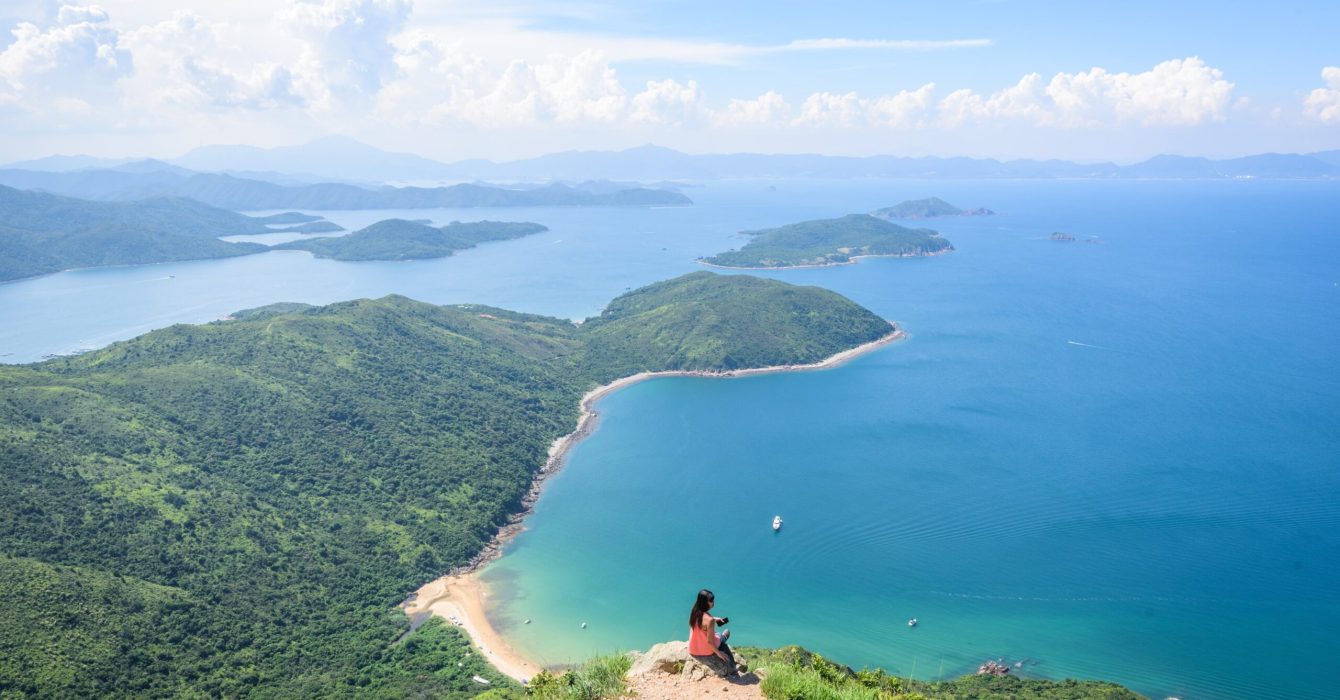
<box><xmin>0</xmin><ymin>186</ymin><xmax>273</xmax><ymax>281</ymax></box>
<box><xmin>0</xmin><ymin>273</ymin><xmax>892</xmax><ymax>697</ymax></box>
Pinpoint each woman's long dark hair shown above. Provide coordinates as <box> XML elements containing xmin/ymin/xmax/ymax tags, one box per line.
<box><xmin>689</xmin><ymin>589</ymin><xmax>714</xmax><ymax>629</ymax></box>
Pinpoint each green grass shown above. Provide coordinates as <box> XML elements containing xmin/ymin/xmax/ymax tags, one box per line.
<box><xmin>0</xmin><ymin>273</ymin><xmax>890</xmax><ymax>698</ymax></box>
<box><xmin>746</xmin><ymin>646</ymin><xmax>1146</xmax><ymax>700</ymax></box>
<box><xmin>526</xmin><ymin>654</ymin><xmax>632</xmax><ymax>700</ymax></box>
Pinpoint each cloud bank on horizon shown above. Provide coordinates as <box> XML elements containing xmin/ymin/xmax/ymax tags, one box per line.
<box><xmin>0</xmin><ymin>0</ymin><xmax>1336</xmax><ymax>161</ymax></box>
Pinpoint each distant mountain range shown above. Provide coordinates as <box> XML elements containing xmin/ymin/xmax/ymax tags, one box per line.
<box><xmin>0</xmin><ymin>160</ymin><xmax>692</xmax><ymax>211</ymax></box>
<box><xmin>7</xmin><ymin>138</ymin><xmax>1339</xmax><ymax>186</ymax></box>
<box><xmin>444</xmin><ymin>145</ymin><xmax>1340</xmax><ymax>181</ymax></box>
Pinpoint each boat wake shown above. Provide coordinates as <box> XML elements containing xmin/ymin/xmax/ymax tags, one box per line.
<box><xmin>1066</xmin><ymin>340</ymin><xmax>1115</xmax><ymax>351</ymax></box>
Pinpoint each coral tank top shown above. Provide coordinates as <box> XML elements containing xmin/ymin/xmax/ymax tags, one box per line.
<box><xmin>688</xmin><ymin>615</ymin><xmax>718</xmax><ymax>656</ymax></box>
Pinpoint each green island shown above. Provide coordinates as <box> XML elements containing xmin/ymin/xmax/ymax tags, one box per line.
<box><xmin>701</xmin><ymin>214</ymin><xmax>953</xmax><ymax>269</ymax></box>
<box><xmin>273</xmin><ymin>219</ymin><xmax>548</xmax><ymax>261</ymax></box>
<box><xmin>0</xmin><ymin>185</ymin><xmax>271</xmax><ymax>281</ymax></box>
<box><xmin>251</xmin><ymin>212</ymin><xmax>325</xmax><ymax>225</ymax></box>
<box><xmin>275</xmin><ymin>220</ymin><xmax>346</xmax><ymax>233</ymax></box>
<box><xmin>0</xmin><ymin>272</ymin><xmax>898</xmax><ymax>698</ymax></box>
<box><xmin>871</xmin><ymin>197</ymin><xmax>994</xmax><ymax>220</ymax></box>
<box><xmin>0</xmin><ymin>187</ymin><xmax>344</xmax><ymax>281</ymax></box>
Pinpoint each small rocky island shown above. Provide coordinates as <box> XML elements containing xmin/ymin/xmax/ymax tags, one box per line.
<box><xmin>273</xmin><ymin>218</ymin><xmax>547</xmax><ymax>261</ymax></box>
<box><xmin>871</xmin><ymin>197</ymin><xmax>995</xmax><ymax>220</ymax></box>
<box><xmin>701</xmin><ymin>213</ymin><xmax>953</xmax><ymax>269</ymax></box>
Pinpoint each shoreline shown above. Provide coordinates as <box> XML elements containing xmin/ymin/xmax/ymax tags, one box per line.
<box><xmin>401</xmin><ymin>323</ymin><xmax>906</xmax><ymax>681</ymax></box>
<box><xmin>697</xmin><ymin>247</ymin><xmax>953</xmax><ymax>271</ymax></box>
<box><xmin>402</xmin><ymin>574</ymin><xmax>544</xmax><ymax>682</ymax></box>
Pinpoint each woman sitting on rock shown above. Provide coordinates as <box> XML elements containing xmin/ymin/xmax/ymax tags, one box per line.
<box><xmin>688</xmin><ymin>588</ymin><xmax>745</xmax><ymax>676</ymax></box>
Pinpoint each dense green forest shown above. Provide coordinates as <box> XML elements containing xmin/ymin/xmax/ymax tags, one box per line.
<box><xmin>870</xmin><ymin>197</ymin><xmax>993</xmax><ymax>220</ymax></box>
<box><xmin>0</xmin><ymin>186</ymin><xmax>289</xmax><ymax>281</ymax></box>
<box><xmin>0</xmin><ymin>273</ymin><xmax>891</xmax><ymax>698</ymax></box>
<box><xmin>702</xmin><ymin>214</ymin><xmax>953</xmax><ymax>268</ymax></box>
<box><xmin>274</xmin><ymin>219</ymin><xmax>547</xmax><ymax>261</ymax></box>
<box><xmin>579</xmin><ymin>272</ymin><xmax>894</xmax><ymax>380</ymax></box>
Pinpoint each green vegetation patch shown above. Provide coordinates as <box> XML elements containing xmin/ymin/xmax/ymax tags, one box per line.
<box><xmin>274</xmin><ymin>219</ymin><xmax>548</xmax><ymax>261</ymax></box>
<box><xmin>870</xmin><ymin>197</ymin><xmax>965</xmax><ymax>220</ymax></box>
<box><xmin>580</xmin><ymin>272</ymin><xmax>893</xmax><ymax>380</ymax></box>
<box><xmin>702</xmin><ymin>214</ymin><xmax>952</xmax><ymax>269</ymax></box>
<box><xmin>0</xmin><ymin>273</ymin><xmax>891</xmax><ymax>698</ymax></box>
<box><xmin>0</xmin><ymin>185</ymin><xmax>277</xmax><ymax>281</ymax></box>
<box><xmin>745</xmin><ymin>646</ymin><xmax>1145</xmax><ymax>700</ymax></box>
<box><xmin>527</xmin><ymin>653</ymin><xmax>632</xmax><ymax>700</ymax></box>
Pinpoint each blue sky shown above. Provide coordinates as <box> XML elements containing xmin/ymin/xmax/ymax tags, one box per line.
<box><xmin>0</xmin><ymin>0</ymin><xmax>1337</xmax><ymax>161</ymax></box>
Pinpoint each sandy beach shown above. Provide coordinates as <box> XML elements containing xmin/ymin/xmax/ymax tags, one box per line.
<box><xmin>402</xmin><ymin>324</ymin><xmax>905</xmax><ymax>681</ymax></box>
<box><xmin>402</xmin><ymin>574</ymin><xmax>544</xmax><ymax>682</ymax></box>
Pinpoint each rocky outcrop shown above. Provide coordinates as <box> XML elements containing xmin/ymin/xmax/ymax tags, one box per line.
<box><xmin>628</xmin><ymin>640</ymin><xmax>752</xmax><ymax>683</ymax></box>
<box><xmin>683</xmin><ymin>652</ymin><xmax>739</xmax><ymax>680</ymax></box>
<box><xmin>628</xmin><ymin>641</ymin><xmax>689</xmax><ymax>677</ymax></box>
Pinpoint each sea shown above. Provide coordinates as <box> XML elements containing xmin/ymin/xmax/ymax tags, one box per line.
<box><xmin>3</xmin><ymin>179</ymin><xmax>1337</xmax><ymax>700</ymax></box>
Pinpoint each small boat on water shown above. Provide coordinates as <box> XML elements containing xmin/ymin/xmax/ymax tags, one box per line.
<box><xmin>908</xmin><ymin>618</ymin><xmax>918</xmax><ymax>627</ymax></box>
<box><xmin>772</xmin><ymin>515</ymin><xmax>783</xmax><ymax>531</ymax></box>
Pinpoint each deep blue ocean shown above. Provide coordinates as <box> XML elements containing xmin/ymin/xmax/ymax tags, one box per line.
<box><xmin>3</xmin><ymin>179</ymin><xmax>1337</xmax><ymax>699</ymax></box>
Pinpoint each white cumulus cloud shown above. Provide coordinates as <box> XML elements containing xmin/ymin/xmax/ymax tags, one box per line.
<box><xmin>0</xmin><ymin>5</ymin><xmax>131</xmax><ymax>108</ymax></box>
<box><xmin>377</xmin><ymin>40</ymin><xmax>627</xmax><ymax>127</ymax></box>
<box><xmin>120</xmin><ymin>12</ymin><xmax>307</xmax><ymax>111</ymax></box>
<box><xmin>868</xmin><ymin>83</ymin><xmax>936</xmax><ymax>127</ymax></box>
<box><xmin>1303</xmin><ymin>66</ymin><xmax>1340</xmax><ymax>124</ymax></box>
<box><xmin>283</xmin><ymin>0</ymin><xmax>412</xmax><ymax>106</ymax></box>
<box><xmin>629</xmin><ymin>78</ymin><xmax>705</xmax><ymax>125</ymax></box>
<box><xmin>938</xmin><ymin>57</ymin><xmax>1233</xmax><ymax>128</ymax></box>
<box><xmin>715</xmin><ymin>91</ymin><xmax>791</xmax><ymax>127</ymax></box>
<box><xmin>793</xmin><ymin>91</ymin><xmax>867</xmax><ymax>128</ymax></box>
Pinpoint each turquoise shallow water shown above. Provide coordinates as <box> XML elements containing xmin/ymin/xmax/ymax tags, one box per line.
<box><xmin>3</xmin><ymin>179</ymin><xmax>1338</xmax><ymax>699</ymax></box>
<box><xmin>478</xmin><ymin>180</ymin><xmax>1340</xmax><ymax>700</ymax></box>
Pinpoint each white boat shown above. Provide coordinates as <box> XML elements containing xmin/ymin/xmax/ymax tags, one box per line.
<box><xmin>772</xmin><ymin>515</ymin><xmax>783</xmax><ymax>531</ymax></box>
<box><xmin>908</xmin><ymin>618</ymin><xmax>918</xmax><ymax>627</ymax></box>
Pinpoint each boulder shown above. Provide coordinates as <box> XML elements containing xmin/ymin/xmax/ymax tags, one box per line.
<box><xmin>682</xmin><ymin>652</ymin><xmax>738</xmax><ymax>681</ymax></box>
<box><xmin>628</xmin><ymin>641</ymin><xmax>689</xmax><ymax>677</ymax></box>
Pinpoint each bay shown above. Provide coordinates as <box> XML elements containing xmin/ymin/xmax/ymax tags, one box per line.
<box><xmin>478</xmin><ymin>180</ymin><xmax>1340</xmax><ymax>700</ymax></box>
<box><xmin>3</xmin><ymin>179</ymin><xmax>1338</xmax><ymax>699</ymax></box>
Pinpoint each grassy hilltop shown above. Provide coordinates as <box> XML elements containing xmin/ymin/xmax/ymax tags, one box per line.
<box><xmin>0</xmin><ymin>272</ymin><xmax>890</xmax><ymax>698</ymax></box>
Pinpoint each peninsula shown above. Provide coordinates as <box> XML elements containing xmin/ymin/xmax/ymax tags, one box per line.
<box><xmin>0</xmin><ymin>272</ymin><xmax>893</xmax><ymax>698</ymax></box>
<box><xmin>871</xmin><ymin>196</ymin><xmax>995</xmax><ymax>219</ymax></box>
<box><xmin>273</xmin><ymin>218</ymin><xmax>547</xmax><ymax>261</ymax></box>
<box><xmin>0</xmin><ymin>184</ymin><xmax>272</xmax><ymax>281</ymax></box>
<box><xmin>701</xmin><ymin>213</ymin><xmax>953</xmax><ymax>268</ymax></box>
